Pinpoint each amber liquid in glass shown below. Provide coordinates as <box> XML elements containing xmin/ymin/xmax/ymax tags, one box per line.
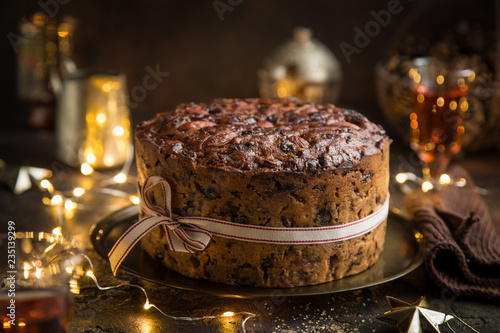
<box><xmin>0</xmin><ymin>290</ymin><xmax>71</xmax><ymax>333</ymax></box>
<box><xmin>410</xmin><ymin>86</ymin><xmax>468</xmax><ymax>178</ymax></box>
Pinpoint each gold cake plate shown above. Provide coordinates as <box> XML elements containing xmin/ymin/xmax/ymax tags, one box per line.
<box><xmin>91</xmin><ymin>205</ymin><xmax>423</xmax><ymax>298</ymax></box>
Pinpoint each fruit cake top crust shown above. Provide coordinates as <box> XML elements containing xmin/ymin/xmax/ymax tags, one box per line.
<box><xmin>136</xmin><ymin>98</ymin><xmax>389</xmax><ymax>172</ymax></box>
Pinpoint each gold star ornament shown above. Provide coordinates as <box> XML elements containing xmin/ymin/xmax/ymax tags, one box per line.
<box><xmin>377</xmin><ymin>296</ymin><xmax>454</xmax><ymax>333</ymax></box>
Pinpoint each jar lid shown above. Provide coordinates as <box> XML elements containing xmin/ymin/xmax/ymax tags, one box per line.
<box><xmin>260</xmin><ymin>27</ymin><xmax>342</xmax><ymax>83</ymax></box>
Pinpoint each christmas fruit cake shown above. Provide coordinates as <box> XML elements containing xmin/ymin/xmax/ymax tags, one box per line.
<box><xmin>135</xmin><ymin>97</ymin><xmax>390</xmax><ymax>288</ymax></box>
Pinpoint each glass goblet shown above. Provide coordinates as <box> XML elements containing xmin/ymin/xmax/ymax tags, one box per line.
<box><xmin>407</xmin><ymin>57</ymin><xmax>475</xmax><ymax>182</ymax></box>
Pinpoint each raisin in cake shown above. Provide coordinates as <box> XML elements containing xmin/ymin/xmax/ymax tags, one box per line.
<box><xmin>135</xmin><ymin>98</ymin><xmax>390</xmax><ymax>288</ymax></box>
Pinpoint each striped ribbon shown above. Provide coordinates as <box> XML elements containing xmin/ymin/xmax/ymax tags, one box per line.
<box><xmin>109</xmin><ymin>176</ymin><xmax>389</xmax><ymax>275</ymax></box>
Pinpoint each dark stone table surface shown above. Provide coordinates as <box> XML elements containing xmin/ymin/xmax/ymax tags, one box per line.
<box><xmin>1</xmin><ymin>123</ymin><xmax>499</xmax><ymax>333</ymax></box>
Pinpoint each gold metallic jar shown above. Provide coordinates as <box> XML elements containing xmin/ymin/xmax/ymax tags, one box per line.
<box><xmin>259</xmin><ymin>27</ymin><xmax>343</xmax><ymax>105</ymax></box>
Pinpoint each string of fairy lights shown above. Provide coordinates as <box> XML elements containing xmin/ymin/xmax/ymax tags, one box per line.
<box><xmin>9</xmin><ymin>231</ymin><xmax>256</xmax><ymax>332</ymax></box>
<box><xmin>395</xmin><ymin>171</ymin><xmax>466</xmax><ymax>193</ymax></box>
<box><xmin>27</xmin><ymin>150</ymin><xmax>257</xmax><ymax>332</ymax></box>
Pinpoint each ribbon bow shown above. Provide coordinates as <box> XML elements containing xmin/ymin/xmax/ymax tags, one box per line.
<box><xmin>109</xmin><ymin>176</ymin><xmax>215</xmax><ymax>275</ymax></box>
<box><xmin>109</xmin><ymin>176</ymin><xmax>390</xmax><ymax>276</ymax></box>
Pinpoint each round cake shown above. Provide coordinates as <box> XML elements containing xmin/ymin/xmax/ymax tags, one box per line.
<box><xmin>135</xmin><ymin>97</ymin><xmax>390</xmax><ymax>288</ymax></box>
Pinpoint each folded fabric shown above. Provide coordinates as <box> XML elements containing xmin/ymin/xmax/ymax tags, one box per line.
<box><xmin>406</xmin><ymin>166</ymin><xmax>500</xmax><ymax>301</ymax></box>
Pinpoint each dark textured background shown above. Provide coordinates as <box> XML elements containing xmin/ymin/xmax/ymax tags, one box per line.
<box><xmin>0</xmin><ymin>0</ymin><xmax>494</xmax><ymax>128</ymax></box>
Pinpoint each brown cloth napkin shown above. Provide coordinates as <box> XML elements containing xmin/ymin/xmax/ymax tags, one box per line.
<box><xmin>406</xmin><ymin>166</ymin><xmax>500</xmax><ymax>301</ymax></box>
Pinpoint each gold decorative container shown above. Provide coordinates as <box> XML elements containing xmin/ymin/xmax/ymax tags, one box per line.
<box><xmin>258</xmin><ymin>27</ymin><xmax>343</xmax><ymax>105</ymax></box>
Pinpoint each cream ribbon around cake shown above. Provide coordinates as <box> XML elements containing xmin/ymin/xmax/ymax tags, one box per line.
<box><xmin>108</xmin><ymin>176</ymin><xmax>390</xmax><ymax>275</ymax></box>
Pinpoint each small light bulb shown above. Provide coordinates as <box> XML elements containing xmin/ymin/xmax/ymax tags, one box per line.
<box><xmin>52</xmin><ymin>227</ymin><xmax>62</xmax><ymax>235</ymax></box>
<box><xmin>439</xmin><ymin>174</ymin><xmax>451</xmax><ymax>185</ymax></box>
<box><xmin>86</xmin><ymin>270</ymin><xmax>94</xmax><ymax>278</ymax></box>
<box><xmin>222</xmin><ymin>311</ymin><xmax>235</xmax><ymax>317</ymax></box>
<box><xmin>104</xmin><ymin>155</ymin><xmax>115</xmax><ymax>167</ymax></box>
<box><xmin>96</xmin><ymin>113</ymin><xmax>107</xmax><ymax>124</ymax></box>
<box><xmin>86</xmin><ymin>154</ymin><xmax>96</xmax><ymax>164</ymax></box>
<box><xmin>113</xmin><ymin>126</ymin><xmax>125</xmax><ymax>136</ymax></box>
<box><xmin>73</xmin><ymin>187</ymin><xmax>85</xmax><ymax>197</ymax></box>
<box><xmin>130</xmin><ymin>195</ymin><xmax>140</xmax><ymax>205</ymax></box>
<box><xmin>81</xmin><ymin>163</ymin><xmax>94</xmax><ymax>175</ymax></box>
<box><xmin>64</xmin><ymin>200</ymin><xmax>76</xmax><ymax>211</ymax></box>
<box><xmin>40</xmin><ymin>179</ymin><xmax>52</xmax><ymax>189</ymax></box>
<box><xmin>65</xmin><ymin>267</ymin><xmax>73</xmax><ymax>274</ymax></box>
<box><xmin>396</xmin><ymin>173</ymin><xmax>408</xmax><ymax>184</ymax></box>
<box><xmin>51</xmin><ymin>195</ymin><xmax>63</xmax><ymax>206</ymax></box>
<box><xmin>144</xmin><ymin>302</ymin><xmax>153</xmax><ymax>310</ymax></box>
<box><xmin>422</xmin><ymin>181</ymin><xmax>434</xmax><ymax>193</ymax></box>
<box><xmin>114</xmin><ymin>173</ymin><xmax>127</xmax><ymax>184</ymax></box>
<box><xmin>35</xmin><ymin>268</ymin><xmax>42</xmax><ymax>279</ymax></box>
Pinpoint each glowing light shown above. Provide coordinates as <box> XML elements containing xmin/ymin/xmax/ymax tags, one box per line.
<box><xmin>114</xmin><ymin>173</ymin><xmax>127</xmax><ymax>184</ymax></box>
<box><xmin>102</xmin><ymin>82</ymin><xmax>112</xmax><ymax>92</ymax></box>
<box><xmin>436</xmin><ymin>75</ymin><xmax>444</xmax><ymax>85</ymax></box>
<box><xmin>96</xmin><ymin>113</ymin><xmax>107</xmax><ymax>124</ymax></box>
<box><xmin>33</xmin><ymin>13</ymin><xmax>46</xmax><ymax>26</ymax></box>
<box><xmin>73</xmin><ymin>187</ymin><xmax>85</xmax><ymax>197</ymax></box>
<box><xmin>459</xmin><ymin>97</ymin><xmax>468</xmax><ymax>112</ymax></box>
<box><xmin>144</xmin><ymin>302</ymin><xmax>153</xmax><ymax>310</ymax></box>
<box><xmin>422</xmin><ymin>181</ymin><xmax>434</xmax><ymax>193</ymax></box>
<box><xmin>396</xmin><ymin>173</ymin><xmax>408</xmax><ymax>184</ymax></box>
<box><xmin>35</xmin><ymin>268</ymin><xmax>42</xmax><ymax>279</ymax></box>
<box><xmin>66</xmin><ymin>267</ymin><xmax>73</xmax><ymax>274</ymax></box>
<box><xmin>81</xmin><ymin>163</ymin><xmax>94</xmax><ymax>175</ymax></box>
<box><xmin>413</xmin><ymin>73</ymin><xmax>421</xmax><ymax>84</ymax></box>
<box><xmin>425</xmin><ymin>142</ymin><xmax>435</xmax><ymax>151</ymax></box>
<box><xmin>86</xmin><ymin>270</ymin><xmax>95</xmax><ymax>278</ymax></box>
<box><xmin>408</xmin><ymin>68</ymin><xmax>417</xmax><ymax>79</ymax></box>
<box><xmin>449</xmin><ymin>101</ymin><xmax>457</xmax><ymax>110</ymax></box>
<box><xmin>52</xmin><ymin>227</ymin><xmax>62</xmax><ymax>235</ymax></box>
<box><xmin>104</xmin><ymin>156</ymin><xmax>115</xmax><ymax>167</ymax></box>
<box><xmin>51</xmin><ymin>195</ymin><xmax>63</xmax><ymax>206</ymax></box>
<box><xmin>113</xmin><ymin>126</ymin><xmax>125</xmax><ymax>136</ymax></box>
<box><xmin>416</xmin><ymin>93</ymin><xmax>425</xmax><ymax>103</ymax></box>
<box><xmin>439</xmin><ymin>174</ymin><xmax>451</xmax><ymax>185</ymax></box>
<box><xmin>222</xmin><ymin>311</ymin><xmax>235</xmax><ymax>317</ymax></box>
<box><xmin>436</xmin><ymin>97</ymin><xmax>444</xmax><ymax>107</ymax></box>
<box><xmin>40</xmin><ymin>179</ymin><xmax>52</xmax><ymax>189</ymax></box>
<box><xmin>277</xmin><ymin>87</ymin><xmax>287</xmax><ymax>97</ymax></box>
<box><xmin>437</xmin><ymin>144</ymin><xmax>445</xmax><ymax>152</ymax></box>
<box><xmin>18</xmin><ymin>321</ymin><xmax>26</xmax><ymax>327</ymax></box>
<box><xmin>64</xmin><ymin>200</ymin><xmax>76</xmax><ymax>211</ymax></box>
<box><xmin>457</xmin><ymin>125</ymin><xmax>465</xmax><ymax>135</ymax></box>
<box><xmin>70</xmin><ymin>278</ymin><xmax>80</xmax><ymax>294</ymax></box>
<box><xmin>86</xmin><ymin>154</ymin><xmax>96</xmax><ymax>164</ymax></box>
<box><xmin>130</xmin><ymin>195</ymin><xmax>140</xmax><ymax>205</ymax></box>
<box><xmin>409</xmin><ymin>113</ymin><xmax>417</xmax><ymax>121</ymax></box>
<box><xmin>3</xmin><ymin>322</ymin><xmax>11</xmax><ymax>329</ymax></box>
<box><xmin>23</xmin><ymin>263</ymin><xmax>31</xmax><ymax>270</ymax></box>
<box><xmin>468</xmin><ymin>71</ymin><xmax>475</xmax><ymax>82</ymax></box>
